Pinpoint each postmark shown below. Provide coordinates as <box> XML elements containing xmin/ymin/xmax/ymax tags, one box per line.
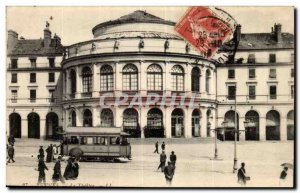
<box><xmin>175</xmin><ymin>6</ymin><xmax>237</xmax><ymax>60</ymax></box>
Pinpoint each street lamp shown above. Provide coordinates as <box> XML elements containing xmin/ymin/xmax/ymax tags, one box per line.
<box><xmin>209</xmin><ymin>121</ymin><xmax>227</xmax><ymax>160</ymax></box>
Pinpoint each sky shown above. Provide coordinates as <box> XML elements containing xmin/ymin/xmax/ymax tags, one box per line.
<box><xmin>6</xmin><ymin>6</ymin><xmax>294</xmax><ymax>46</ymax></box>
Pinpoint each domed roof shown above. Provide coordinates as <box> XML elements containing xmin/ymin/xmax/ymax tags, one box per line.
<box><xmin>92</xmin><ymin>10</ymin><xmax>176</xmax><ymax>34</ymax></box>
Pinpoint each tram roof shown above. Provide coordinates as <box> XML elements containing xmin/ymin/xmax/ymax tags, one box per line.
<box><xmin>65</xmin><ymin>126</ymin><xmax>129</xmax><ymax>136</ymax></box>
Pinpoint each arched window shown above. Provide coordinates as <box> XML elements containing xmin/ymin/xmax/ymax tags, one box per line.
<box><xmin>71</xmin><ymin>110</ymin><xmax>76</xmax><ymax>127</ymax></box>
<box><xmin>100</xmin><ymin>65</ymin><xmax>114</xmax><ymax>91</ymax></box>
<box><xmin>82</xmin><ymin>67</ymin><xmax>93</xmax><ymax>93</ymax></box>
<box><xmin>191</xmin><ymin>67</ymin><xmax>200</xmax><ymax>92</ymax></box>
<box><xmin>147</xmin><ymin>64</ymin><xmax>163</xmax><ymax>91</ymax></box>
<box><xmin>122</xmin><ymin>64</ymin><xmax>138</xmax><ymax>91</ymax></box>
<box><xmin>83</xmin><ymin>109</ymin><xmax>93</xmax><ymax>127</ymax></box>
<box><xmin>192</xmin><ymin>109</ymin><xmax>201</xmax><ymax>137</ymax></box>
<box><xmin>123</xmin><ymin>108</ymin><xmax>139</xmax><ymax>129</ymax></box>
<box><xmin>101</xmin><ymin>109</ymin><xmax>114</xmax><ymax>127</ymax></box>
<box><xmin>70</xmin><ymin>69</ymin><xmax>77</xmax><ymax>94</ymax></box>
<box><xmin>171</xmin><ymin>65</ymin><xmax>184</xmax><ymax>91</ymax></box>
<box><xmin>205</xmin><ymin>69</ymin><xmax>211</xmax><ymax>93</ymax></box>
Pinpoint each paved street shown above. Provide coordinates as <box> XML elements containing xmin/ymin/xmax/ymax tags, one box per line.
<box><xmin>6</xmin><ymin>138</ymin><xmax>294</xmax><ymax>187</ymax></box>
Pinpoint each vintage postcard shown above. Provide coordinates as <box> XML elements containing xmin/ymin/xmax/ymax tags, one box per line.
<box><xmin>6</xmin><ymin>6</ymin><xmax>295</xmax><ymax>188</ymax></box>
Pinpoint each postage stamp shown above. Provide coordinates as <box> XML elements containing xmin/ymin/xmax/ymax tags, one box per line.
<box><xmin>175</xmin><ymin>6</ymin><xmax>237</xmax><ymax>59</ymax></box>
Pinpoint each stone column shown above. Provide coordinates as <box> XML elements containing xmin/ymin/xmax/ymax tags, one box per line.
<box><xmin>210</xmin><ymin>108</ymin><xmax>216</xmax><ymax>137</ymax></box>
<box><xmin>76</xmin><ymin>108</ymin><xmax>82</xmax><ymax>127</ymax></box>
<box><xmin>140</xmin><ymin>107</ymin><xmax>147</xmax><ymax>138</ymax></box>
<box><xmin>21</xmin><ymin>119</ymin><xmax>28</xmax><ymax>138</ymax></box>
<box><xmin>184</xmin><ymin>108</ymin><xmax>192</xmax><ymax>138</ymax></box>
<box><xmin>115</xmin><ymin>62</ymin><xmax>122</xmax><ymax>94</ymax></box>
<box><xmin>185</xmin><ymin>64</ymin><xmax>191</xmax><ymax>92</ymax></box>
<box><xmin>40</xmin><ymin>118</ymin><xmax>46</xmax><ymax>139</ymax></box>
<box><xmin>164</xmin><ymin>61</ymin><xmax>172</xmax><ymax>97</ymax></box>
<box><xmin>280</xmin><ymin>117</ymin><xmax>287</xmax><ymax>141</ymax></box>
<box><xmin>164</xmin><ymin>107</ymin><xmax>172</xmax><ymax>138</ymax></box>
<box><xmin>139</xmin><ymin>61</ymin><xmax>147</xmax><ymax>97</ymax></box>
<box><xmin>259</xmin><ymin>116</ymin><xmax>266</xmax><ymax>141</ymax></box>
<box><xmin>76</xmin><ymin>66</ymin><xmax>82</xmax><ymax>98</ymax></box>
<box><xmin>93</xmin><ymin>64</ymin><xmax>100</xmax><ymax>97</ymax></box>
<box><xmin>115</xmin><ymin>107</ymin><xmax>123</xmax><ymax>128</ymax></box>
<box><xmin>239</xmin><ymin>116</ymin><xmax>245</xmax><ymax>141</ymax></box>
<box><xmin>200</xmin><ymin>67</ymin><xmax>206</xmax><ymax>96</ymax></box>
<box><xmin>200</xmin><ymin>107</ymin><xmax>207</xmax><ymax>137</ymax></box>
<box><xmin>92</xmin><ymin>107</ymin><xmax>99</xmax><ymax>127</ymax></box>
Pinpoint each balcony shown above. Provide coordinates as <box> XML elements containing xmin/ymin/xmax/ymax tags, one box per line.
<box><xmin>81</xmin><ymin>92</ymin><xmax>92</xmax><ymax>98</ymax></box>
<box><xmin>217</xmin><ymin>94</ymin><xmax>294</xmax><ymax>104</ymax></box>
<box><xmin>7</xmin><ymin>97</ymin><xmax>61</xmax><ymax>105</ymax></box>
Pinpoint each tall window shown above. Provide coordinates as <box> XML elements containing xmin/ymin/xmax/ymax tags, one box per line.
<box><xmin>70</xmin><ymin>69</ymin><xmax>77</xmax><ymax>94</ymax></box>
<box><xmin>269</xmin><ymin>69</ymin><xmax>276</xmax><ymax>78</ymax></box>
<box><xmin>228</xmin><ymin>85</ymin><xmax>236</xmax><ymax>100</ymax></box>
<box><xmin>100</xmin><ymin>109</ymin><xmax>114</xmax><ymax>127</ymax></box>
<box><xmin>171</xmin><ymin>65</ymin><xmax>184</xmax><ymax>91</ymax></box>
<box><xmin>191</xmin><ymin>67</ymin><xmax>200</xmax><ymax>92</ymax></box>
<box><xmin>30</xmin><ymin>89</ymin><xmax>36</xmax><ymax>102</ymax></box>
<box><xmin>82</xmin><ymin>67</ymin><xmax>93</xmax><ymax>93</ymax></box>
<box><xmin>249</xmin><ymin>68</ymin><xmax>256</xmax><ymax>79</ymax></box>
<box><xmin>122</xmin><ymin>64</ymin><xmax>138</xmax><ymax>91</ymax></box>
<box><xmin>248</xmin><ymin>85</ymin><xmax>256</xmax><ymax>100</ymax></box>
<box><xmin>269</xmin><ymin>54</ymin><xmax>276</xmax><ymax>63</ymax></box>
<box><xmin>11</xmin><ymin>59</ymin><xmax>18</xmax><ymax>69</ymax></box>
<box><xmin>147</xmin><ymin>64</ymin><xmax>163</xmax><ymax>91</ymax></box>
<box><xmin>83</xmin><ymin>109</ymin><xmax>93</xmax><ymax>127</ymax></box>
<box><xmin>71</xmin><ymin>110</ymin><xmax>76</xmax><ymax>127</ymax></box>
<box><xmin>11</xmin><ymin>73</ymin><xmax>17</xmax><ymax>83</ymax></box>
<box><xmin>30</xmin><ymin>73</ymin><xmax>36</xmax><ymax>83</ymax></box>
<box><xmin>228</xmin><ymin>69</ymin><xmax>235</xmax><ymax>79</ymax></box>
<box><xmin>11</xmin><ymin>90</ymin><xmax>17</xmax><ymax>103</ymax></box>
<box><xmin>100</xmin><ymin>65</ymin><xmax>114</xmax><ymax>91</ymax></box>
<box><xmin>269</xmin><ymin>85</ymin><xmax>277</xmax><ymax>99</ymax></box>
<box><xmin>30</xmin><ymin>58</ymin><xmax>36</xmax><ymax>68</ymax></box>
<box><xmin>49</xmin><ymin>58</ymin><xmax>55</xmax><ymax>68</ymax></box>
<box><xmin>49</xmin><ymin>72</ymin><xmax>55</xmax><ymax>82</ymax></box>
<box><xmin>49</xmin><ymin>89</ymin><xmax>55</xmax><ymax>102</ymax></box>
<box><xmin>205</xmin><ymin>69</ymin><xmax>211</xmax><ymax>93</ymax></box>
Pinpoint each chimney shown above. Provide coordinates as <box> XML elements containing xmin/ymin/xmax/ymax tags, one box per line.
<box><xmin>7</xmin><ymin>30</ymin><xmax>18</xmax><ymax>54</ymax></box>
<box><xmin>274</xmin><ymin>23</ymin><xmax>282</xmax><ymax>42</ymax></box>
<box><xmin>235</xmin><ymin>24</ymin><xmax>242</xmax><ymax>43</ymax></box>
<box><xmin>44</xmin><ymin>27</ymin><xmax>52</xmax><ymax>47</ymax></box>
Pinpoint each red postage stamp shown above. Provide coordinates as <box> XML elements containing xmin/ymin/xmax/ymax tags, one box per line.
<box><xmin>175</xmin><ymin>6</ymin><xmax>237</xmax><ymax>59</ymax></box>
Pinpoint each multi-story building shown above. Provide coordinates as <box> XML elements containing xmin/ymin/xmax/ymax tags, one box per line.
<box><xmin>6</xmin><ymin>10</ymin><xmax>294</xmax><ymax>141</ymax></box>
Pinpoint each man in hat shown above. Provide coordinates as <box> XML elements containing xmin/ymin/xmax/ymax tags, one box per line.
<box><xmin>52</xmin><ymin>156</ymin><xmax>65</xmax><ymax>184</ymax></box>
<box><xmin>37</xmin><ymin>157</ymin><xmax>48</xmax><ymax>185</ymax></box>
<box><xmin>8</xmin><ymin>135</ymin><xmax>15</xmax><ymax>146</ymax></box>
<box><xmin>237</xmin><ymin>162</ymin><xmax>247</xmax><ymax>186</ymax></box>
<box><xmin>153</xmin><ymin>141</ymin><xmax>159</xmax><ymax>154</ymax></box>
<box><xmin>170</xmin><ymin>151</ymin><xmax>177</xmax><ymax>166</ymax></box>
<box><xmin>46</xmin><ymin>144</ymin><xmax>53</xmax><ymax>163</ymax></box>
<box><xmin>157</xmin><ymin>151</ymin><xmax>167</xmax><ymax>172</ymax></box>
<box><xmin>161</xmin><ymin>141</ymin><xmax>165</xmax><ymax>151</ymax></box>
<box><xmin>38</xmin><ymin>146</ymin><xmax>44</xmax><ymax>160</ymax></box>
<box><xmin>164</xmin><ymin>161</ymin><xmax>175</xmax><ymax>186</ymax></box>
<box><xmin>7</xmin><ymin>144</ymin><xmax>15</xmax><ymax>163</ymax></box>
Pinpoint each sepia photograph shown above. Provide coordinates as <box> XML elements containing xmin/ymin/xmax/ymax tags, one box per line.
<box><xmin>5</xmin><ymin>6</ymin><xmax>295</xmax><ymax>188</ymax></box>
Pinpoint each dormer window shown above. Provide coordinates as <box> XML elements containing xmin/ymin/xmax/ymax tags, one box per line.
<box><xmin>247</xmin><ymin>54</ymin><xmax>256</xmax><ymax>64</ymax></box>
<box><xmin>269</xmin><ymin>54</ymin><xmax>276</xmax><ymax>63</ymax></box>
<box><xmin>30</xmin><ymin>58</ymin><xmax>36</xmax><ymax>68</ymax></box>
<box><xmin>11</xmin><ymin>59</ymin><xmax>18</xmax><ymax>69</ymax></box>
<box><xmin>49</xmin><ymin>57</ymin><xmax>55</xmax><ymax>68</ymax></box>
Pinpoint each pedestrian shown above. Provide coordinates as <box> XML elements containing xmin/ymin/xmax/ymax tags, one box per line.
<box><xmin>73</xmin><ymin>158</ymin><xmax>80</xmax><ymax>179</ymax></box>
<box><xmin>237</xmin><ymin>162</ymin><xmax>249</xmax><ymax>186</ymax></box>
<box><xmin>37</xmin><ymin>157</ymin><xmax>48</xmax><ymax>185</ymax></box>
<box><xmin>8</xmin><ymin>135</ymin><xmax>15</xmax><ymax>146</ymax></box>
<box><xmin>46</xmin><ymin>144</ymin><xmax>53</xmax><ymax>163</ymax></box>
<box><xmin>52</xmin><ymin>156</ymin><xmax>65</xmax><ymax>184</ymax></box>
<box><xmin>161</xmin><ymin>141</ymin><xmax>165</xmax><ymax>151</ymax></box>
<box><xmin>7</xmin><ymin>144</ymin><xmax>15</xmax><ymax>163</ymax></box>
<box><xmin>279</xmin><ymin>167</ymin><xmax>289</xmax><ymax>186</ymax></box>
<box><xmin>63</xmin><ymin>157</ymin><xmax>76</xmax><ymax>180</ymax></box>
<box><xmin>157</xmin><ymin>151</ymin><xmax>167</xmax><ymax>172</ymax></box>
<box><xmin>154</xmin><ymin>141</ymin><xmax>159</xmax><ymax>154</ymax></box>
<box><xmin>164</xmin><ymin>161</ymin><xmax>175</xmax><ymax>186</ymax></box>
<box><xmin>38</xmin><ymin>146</ymin><xmax>44</xmax><ymax>160</ymax></box>
<box><xmin>170</xmin><ymin>151</ymin><xmax>177</xmax><ymax>166</ymax></box>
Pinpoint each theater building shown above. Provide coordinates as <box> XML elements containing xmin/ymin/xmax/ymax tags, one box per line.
<box><xmin>6</xmin><ymin>10</ymin><xmax>294</xmax><ymax>140</ymax></box>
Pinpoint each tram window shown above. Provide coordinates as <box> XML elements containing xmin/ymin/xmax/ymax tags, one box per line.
<box><xmin>110</xmin><ymin>137</ymin><xmax>118</xmax><ymax>145</ymax></box>
<box><xmin>99</xmin><ymin>137</ymin><xmax>108</xmax><ymax>145</ymax></box>
<box><xmin>121</xmin><ymin>137</ymin><xmax>129</xmax><ymax>145</ymax></box>
<box><xmin>70</xmin><ymin>136</ymin><xmax>79</xmax><ymax>144</ymax></box>
<box><xmin>80</xmin><ymin>137</ymin><xmax>87</xmax><ymax>145</ymax></box>
<box><xmin>87</xmin><ymin>137</ymin><xmax>93</xmax><ymax>145</ymax></box>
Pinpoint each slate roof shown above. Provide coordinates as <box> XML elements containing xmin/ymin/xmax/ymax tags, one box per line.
<box><xmin>8</xmin><ymin>38</ymin><xmax>64</xmax><ymax>56</ymax></box>
<box><xmin>92</xmin><ymin>10</ymin><xmax>176</xmax><ymax>34</ymax></box>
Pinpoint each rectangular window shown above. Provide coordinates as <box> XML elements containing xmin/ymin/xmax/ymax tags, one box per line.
<box><xmin>248</xmin><ymin>85</ymin><xmax>256</xmax><ymax>100</ymax></box>
<box><xmin>269</xmin><ymin>69</ymin><xmax>276</xmax><ymax>78</ymax></box>
<box><xmin>30</xmin><ymin>89</ymin><xmax>36</xmax><ymax>102</ymax></box>
<box><xmin>227</xmin><ymin>85</ymin><xmax>236</xmax><ymax>100</ymax></box>
<box><xmin>100</xmin><ymin>74</ymin><xmax>114</xmax><ymax>91</ymax></box>
<box><xmin>291</xmin><ymin>85</ymin><xmax>294</xmax><ymax>99</ymax></box>
<box><xmin>30</xmin><ymin>73</ymin><xmax>36</xmax><ymax>83</ymax></box>
<box><xmin>247</xmin><ymin>54</ymin><xmax>256</xmax><ymax>64</ymax></box>
<box><xmin>291</xmin><ymin>68</ymin><xmax>294</xmax><ymax>78</ymax></box>
<box><xmin>269</xmin><ymin>85</ymin><xmax>277</xmax><ymax>99</ymax></box>
<box><xmin>249</xmin><ymin>68</ymin><xmax>256</xmax><ymax>79</ymax></box>
<box><xmin>49</xmin><ymin>89</ymin><xmax>55</xmax><ymax>102</ymax></box>
<box><xmin>11</xmin><ymin>73</ymin><xmax>17</xmax><ymax>83</ymax></box>
<box><xmin>11</xmin><ymin>59</ymin><xmax>18</xmax><ymax>69</ymax></box>
<box><xmin>49</xmin><ymin>58</ymin><xmax>55</xmax><ymax>68</ymax></box>
<box><xmin>291</xmin><ymin>53</ymin><xmax>294</xmax><ymax>63</ymax></box>
<box><xmin>49</xmin><ymin>72</ymin><xmax>55</xmax><ymax>82</ymax></box>
<box><xmin>228</xmin><ymin>69</ymin><xmax>235</xmax><ymax>79</ymax></box>
<box><xmin>11</xmin><ymin>90</ymin><xmax>17</xmax><ymax>103</ymax></box>
<box><xmin>30</xmin><ymin>58</ymin><xmax>36</xmax><ymax>68</ymax></box>
<box><xmin>269</xmin><ymin>54</ymin><xmax>276</xmax><ymax>63</ymax></box>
